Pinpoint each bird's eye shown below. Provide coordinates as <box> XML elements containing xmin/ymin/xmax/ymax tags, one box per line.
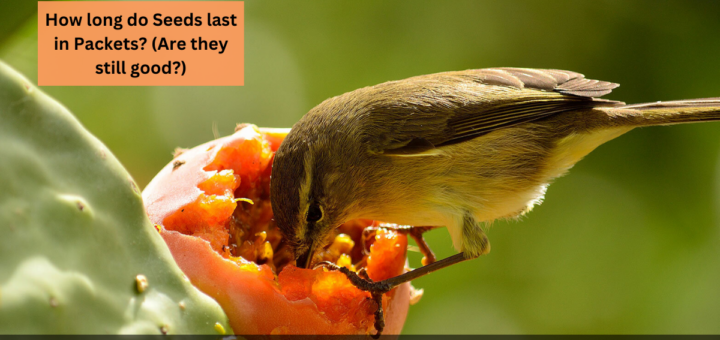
<box><xmin>306</xmin><ymin>203</ymin><xmax>323</xmax><ymax>223</ymax></box>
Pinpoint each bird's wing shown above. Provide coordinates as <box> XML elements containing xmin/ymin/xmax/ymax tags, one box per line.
<box><xmin>356</xmin><ymin>68</ymin><xmax>625</xmax><ymax>155</ymax></box>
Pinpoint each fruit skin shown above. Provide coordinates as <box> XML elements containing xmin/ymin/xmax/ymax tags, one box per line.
<box><xmin>159</xmin><ymin>229</ymin><xmax>411</xmax><ymax>335</ymax></box>
<box><xmin>0</xmin><ymin>61</ymin><xmax>231</xmax><ymax>334</ymax></box>
<box><xmin>143</xmin><ymin>126</ymin><xmax>411</xmax><ymax>334</ymax></box>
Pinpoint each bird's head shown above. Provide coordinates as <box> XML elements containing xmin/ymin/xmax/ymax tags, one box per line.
<box><xmin>269</xmin><ymin>108</ymin><xmax>366</xmax><ymax>268</ymax></box>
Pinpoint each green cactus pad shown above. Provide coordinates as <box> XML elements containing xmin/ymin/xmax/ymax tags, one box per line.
<box><xmin>0</xmin><ymin>61</ymin><xmax>231</xmax><ymax>334</ymax></box>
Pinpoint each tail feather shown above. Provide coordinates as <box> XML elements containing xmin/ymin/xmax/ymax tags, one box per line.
<box><xmin>623</xmin><ymin>97</ymin><xmax>720</xmax><ymax>110</ymax></box>
<box><xmin>618</xmin><ymin>98</ymin><xmax>720</xmax><ymax>126</ymax></box>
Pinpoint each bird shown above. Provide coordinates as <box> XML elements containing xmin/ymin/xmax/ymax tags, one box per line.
<box><xmin>269</xmin><ymin>67</ymin><xmax>720</xmax><ymax>335</ymax></box>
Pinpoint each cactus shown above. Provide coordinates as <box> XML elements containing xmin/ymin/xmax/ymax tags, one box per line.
<box><xmin>0</xmin><ymin>61</ymin><xmax>231</xmax><ymax>334</ymax></box>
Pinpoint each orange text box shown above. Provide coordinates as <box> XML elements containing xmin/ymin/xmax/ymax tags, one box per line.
<box><xmin>38</xmin><ymin>1</ymin><xmax>244</xmax><ymax>86</ymax></box>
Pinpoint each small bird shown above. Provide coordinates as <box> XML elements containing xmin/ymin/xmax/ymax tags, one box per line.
<box><xmin>269</xmin><ymin>68</ymin><xmax>720</xmax><ymax>334</ymax></box>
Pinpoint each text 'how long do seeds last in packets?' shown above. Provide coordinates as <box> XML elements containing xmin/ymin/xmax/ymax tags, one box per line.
<box><xmin>38</xmin><ymin>1</ymin><xmax>244</xmax><ymax>86</ymax></box>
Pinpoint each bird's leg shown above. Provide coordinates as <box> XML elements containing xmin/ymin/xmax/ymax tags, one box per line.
<box><xmin>321</xmin><ymin>252</ymin><xmax>475</xmax><ymax>338</ymax></box>
<box><xmin>330</xmin><ymin>218</ymin><xmax>490</xmax><ymax>337</ymax></box>
<box><xmin>409</xmin><ymin>226</ymin><xmax>437</xmax><ymax>265</ymax></box>
<box><xmin>362</xmin><ymin>225</ymin><xmax>438</xmax><ymax>265</ymax></box>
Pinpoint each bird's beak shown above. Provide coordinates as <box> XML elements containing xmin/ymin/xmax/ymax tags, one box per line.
<box><xmin>296</xmin><ymin>243</ymin><xmax>317</xmax><ymax>269</ymax></box>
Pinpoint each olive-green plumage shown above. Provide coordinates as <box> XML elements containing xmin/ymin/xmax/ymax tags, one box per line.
<box><xmin>269</xmin><ymin>67</ymin><xmax>720</xmax><ymax>268</ymax></box>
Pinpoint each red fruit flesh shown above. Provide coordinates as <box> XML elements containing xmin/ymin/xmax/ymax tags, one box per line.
<box><xmin>142</xmin><ymin>125</ymin><xmax>413</xmax><ymax>335</ymax></box>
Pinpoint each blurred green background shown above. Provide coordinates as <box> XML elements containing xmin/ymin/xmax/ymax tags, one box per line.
<box><xmin>2</xmin><ymin>0</ymin><xmax>720</xmax><ymax>334</ymax></box>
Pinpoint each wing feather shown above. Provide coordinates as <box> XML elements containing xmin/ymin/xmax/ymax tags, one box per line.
<box><xmin>348</xmin><ymin>68</ymin><xmax>624</xmax><ymax>155</ymax></box>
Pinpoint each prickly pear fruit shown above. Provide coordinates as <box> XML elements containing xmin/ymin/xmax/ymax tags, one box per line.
<box><xmin>0</xmin><ymin>61</ymin><xmax>231</xmax><ymax>334</ymax></box>
<box><xmin>143</xmin><ymin>125</ymin><xmax>418</xmax><ymax>335</ymax></box>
